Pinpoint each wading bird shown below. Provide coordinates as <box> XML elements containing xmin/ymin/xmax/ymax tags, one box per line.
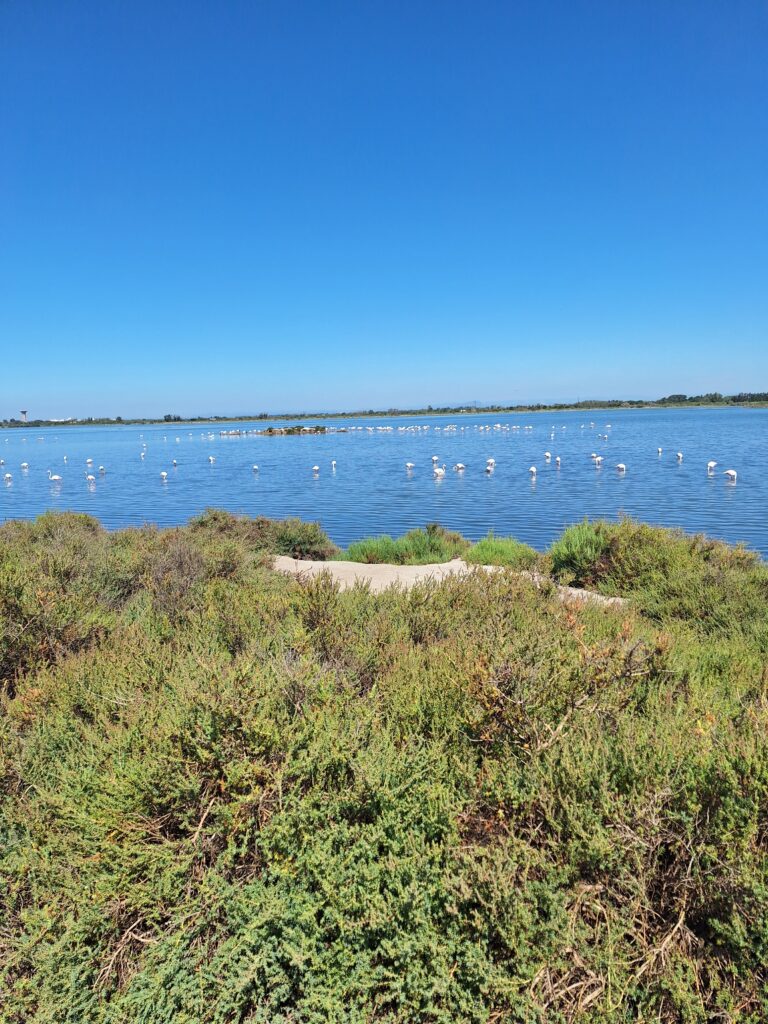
<box><xmin>433</xmin><ymin>464</ymin><xmax>446</xmax><ymax>477</ymax></box>
<box><xmin>724</xmin><ymin>469</ymin><xmax>737</xmax><ymax>481</ymax></box>
<box><xmin>529</xmin><ymin>466</ymin><xmax>537</xmax><ymax>476</ymax></box>
<box><xmin>47</xmin><ymin>469</ymin><xmax>62</xmax><ymax>481</ymax></box>
<box><xmin>616</xmin><ymin>463</ymin><xmax>626</xmax><ymax>473</ymax></box>
<box><xmin>707</xmin><ymin>460</ymin><xmax>717</xmax><ymax>472</ymax></box>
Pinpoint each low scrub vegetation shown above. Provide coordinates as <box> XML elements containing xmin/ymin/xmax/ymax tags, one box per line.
<box><xmin>1</xmin><ymin>511</ymin><xmax>767</xmax><ymax>1022</ymax></box>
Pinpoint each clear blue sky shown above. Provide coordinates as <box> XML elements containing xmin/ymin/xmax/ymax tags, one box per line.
<box><xmin>1</xmin><ymin>1</ymin><xmax>766</xmax><ymax>417</ymax></box>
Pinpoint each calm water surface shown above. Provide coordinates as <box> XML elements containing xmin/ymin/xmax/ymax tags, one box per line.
<box><xmin>1</xmin><ymin>408</ymin><xmax>766</xmax><ymax>557</ymax></box>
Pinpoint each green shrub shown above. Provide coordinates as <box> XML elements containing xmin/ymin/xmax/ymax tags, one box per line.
<box><xmin>466</xmin><ymin>532</ymin><xmax>541</xmax><ymax>570</ymax></box>
<box><xmin>548</xmin><ymin>518</ymin><xmax>611</xmax><ymax>584</ymax></box>
<box><xmin>342</xmin><ymin>523</ymin><xmax>469</xmax><ymax>564</ymax></box>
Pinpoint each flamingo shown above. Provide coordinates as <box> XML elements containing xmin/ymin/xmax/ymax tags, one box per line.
<box><xmin>555</xmin><ymin>456</ymin><xmax>561</xmax><ymax>467</ymax></box>
<box><xmin>594</xmin><ymin>456</ymin><xmax>604</xmax><ymax>466</ymax></box>
<box><xmin>331</xmin><ymin>460</ymin><xmax>336</xmax><ymax>469</ymax></box>
<box><xmin>140</xmin><ymin>452</ymin><xmax>145</xmax><ymax>460</ymax></box>
<box><xmin>529</xmin><ymin>466</ymin><xmax>537</xmax><ymax>476</ymax></box>
<box><xmin>405</xmin><ymin>462</ymin><xmax>415</xmax><ymax>470</ymax></box>
<box><xmin>433</xmin><ymin>464</ymin><xmax>446</xmax><ymax>477</ymax></box>
<box><xmin>252</xmin><ymin>464</ymin><xmax>258</xmax><ymax>471</ymax></box>
<box><xmin>431</xmin><ymin>455</ymin><xmax>439</xmax><ymax>463</ymax></box>
<box><xmin>486</xmin><ymin>457</ymin><xmax>496</xmax><ymax>467</ymax></box>
<box><xmin>99</xmin><ymin>465</ymin><xmax>106</xmax><ymax>474</ymax></box>
<box><xmin>63</xmin><ymin>455</ymin><xmax>68</xmax><ymax>462</ymax></box>
<box><xmin>172</xmin><ymin>460</ymin><xmax>177</xmax><ymax>467</ymax></box>
<box><xmin>47</xmin><ymin>469</ymin><xmax>62</xmax><ymax>482</ymax></box>
<box><xmin>160</xmin><ymin>471</ymin><xmax>168</xmax><ymax>481</ymax></box>
<box><xmin>657</xmin><ymin>447</ymin><xmax>662</xmax><ymax>455</ymax></box>
<box><xmin>3</xmin><ymin>472</ymin><xmax>11</xmax><ymax>482</ymax></box>
<box><xmin>20</xmin><ymin>462</ymin><xmax>29</xmax><ymax>470</ymax></box>
<box><xmin>208</xmin><ymin>455</ymin><xmax>215</xmax><ymax>463</ymax></box>
<box><xmin>86</xmin><ymin>458</ymin><xmax>93</xmax><ymax>465</ymax></box>
<box><xmin>707</xmin><ymin>460</ymin><xmax>717</xmax><ymax>472</ymax></box>
<box><xmin>312</xmin><ymin>465</ymin><xmax>320</xmax><ymax>473</ymax></box>
<box><xmin>84</xmin><ymin>471</ymin><xmax>96</xmax><ymax>483</ymax></box>
<box><xmin>724</xmin><ymin>469</ymin><xmax>737</xmax><ymax>481</ymax></box>
<box><xmin>616</xmin><ymin>463</ymin><xmax>626</xmax><ymax>473</ymax></box>
<box><xmin>544</xmin><ymin>451</ymin><xmax>551</xmax><ymax>461</ymax></box>
<box><xmin>677</xmin><ymin>452</ymin><xmax>683</xmax><ymax>462</ymax></box>
<box><xmin>453</xmin><ymin>463</ymin><xmax>465</xmax><ymax>471</ymax></box>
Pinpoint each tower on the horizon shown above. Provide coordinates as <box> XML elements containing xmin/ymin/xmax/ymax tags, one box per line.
<box><xmin>20</xmin><ymin>410</ymin><xmax>27</xmax><ymax>423</ymax></box>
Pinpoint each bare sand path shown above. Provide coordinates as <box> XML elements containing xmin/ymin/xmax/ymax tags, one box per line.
<box><xmin>273</xmin><ymin>555</ymin><xmax>625</xmax><ymax>608</ymax></box>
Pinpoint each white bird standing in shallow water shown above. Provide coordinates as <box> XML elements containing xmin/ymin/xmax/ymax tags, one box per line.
<box><xmin>47</xmin><ymin>469</ymin><xmax>62</xmax><ymax>482</ymax></box>
<box><xmin>616</xmin><ymin>463</ymin><xmax>626</xmax><ymax>473</ymax></box>
<box><xmin>405</xmin><ymin>462</ymin><xmax>415</xmax><ymax>471</ymax></box>
<box><xmin>20</xmin><ymin>462</ymin><xmax>28</xmax><ymax>470</ymax></box>
<box><xmin>544</xmin><ymin>451</ymin><xmax>551</xmax><ymax>462</ymax></box>
<box><xmin>555</xmin><ymin>456</ymin><xmax>561</xmax><ymax>467</ymax></box>
<box><xmin>433</xmin><ymin>463</ymin><xmax>446</xmax><ymax>477</ymax></box>
<box><xmin>529</xmin><ymin>465</ymin><xmax>537</xmax><ymax>476</ymax></box>
<box><xmin>677</xmin><ymin>452</ymin><xmax>683</xmax><ymax>462</ymax></box>
<box><xmin>453</xmin><ymin>463</ymin><xmax>465</xmax><ymax>471</ymax></box>
<box><xmin>707</xmin><ymin>460</ymin><xmax>717</xmax><ymax>472</ymax></box>
<box><xmin>724</xmin><ymin>469</ymin><xmax>737</xmax><ymax>481</ymax></box>
<box><xmin>312</xmin><ymin>465</ymin><xmax>320</xmax><ymax>473</ymax></box>
<box><xmin>84</xmin><ymin>471</ymin><xmax>96</xmax><ymax>483</ymax></box>
<box><xmin>657</xmin><ymin>447</ymin><xmax>662</xmax><ymax>455</ymax></box>
<box><xmin>331</xmin><ymin>460</ymin><xmax>336</xmax><ymax>470</ymax></box>
<box><xmin>208</xmin><ymin>455</ymin><xmax>215</xmax><ymax>463</ymax></box>
<box><xmin>3</xmin><ymin>473</ymin><xmax>11</xmax><ymax>483</ymax></box>
<box><xmin>160</xmin><ymin>471</ymin><xmax>168</xmax><ymax>481</ymax></box>
<box><xmin>251</xmin><ymin>464</ymin><xmax>258</xmax><ymax>472</ymax></box>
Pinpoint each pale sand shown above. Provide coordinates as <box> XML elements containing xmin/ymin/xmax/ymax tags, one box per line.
<box><xmin>273</xmin><ymin>555</ymin><xmax>625</xmax><ymax>608</ymax></box>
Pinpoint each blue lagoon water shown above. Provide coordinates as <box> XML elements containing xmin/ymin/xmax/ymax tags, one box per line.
<box><xmin>1</xmin><ymin>408</ymin><xmax>766</xmax><ymax>557</ymax></box>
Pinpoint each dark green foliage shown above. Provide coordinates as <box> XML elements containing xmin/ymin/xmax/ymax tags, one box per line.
<box><xmin>1</xmin><ymin>513</ymin><xmax>767</xmax><ymax>1022</ymax></box>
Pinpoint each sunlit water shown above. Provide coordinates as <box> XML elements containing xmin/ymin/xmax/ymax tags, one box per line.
<box><xmin>1</xmin><ymin>408</ymin><xmax>765</xmax><ymax>557</ymax></box>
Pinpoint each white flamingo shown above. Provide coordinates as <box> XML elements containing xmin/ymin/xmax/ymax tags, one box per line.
<box><xmin>555</xmin><ymin>456</ymin><xmax>561</xmax><ymax>467</ymax></box>
<box><xmin>86</xmin><ymin>458</ymin><xmax>93</xmax><ymax>465</ymax></box>
<box><xmin>252</xmin><ymin>464</ymin><xmax>258</xmax><ymax>471</ymax></box>
<box><xmin>616</xmin><ymin>463</ymin><xmax>626</xmax><ymax>473</ymax></box>
<box><xmin>529</xmin><ymin>465</ymin><xmax>537</xmax><ymax>476</ymax></box>
<box><xmin>453</xmin><ymin>463</ymin><xmax>465</xmax><ymax>471</ymax></box>
<box><xmin>594</xmin><ymin>456</ymin><xmax>604</xmax><ymax>466</ymax></box>
<box><xmin>160</xmin><ymin>471</ymin><xmax>168</xmax><ymax>480</ymax></box>
<box><xmin>657</xmin><ymin>447</ymin><xmax>662</xmax><ymax>455</ymax></box>
<box><xmin>405</xmin><ymin>462</ymin><xmax>415</xmax><ymax>470</ymax></box>
<box><xmin>433</xmin><ymin>463</ymin><xmax>446</xmax><ymax>477</ymax></box>
<box><xmin>431</xmin><ymin>455</ymin><xmax>439</xmax><ymax>463</ymax></box>
<box><xmin>3</xmin><ymin>472</ymin><xmax>11</xmax><ymax>483</ymax></box>
<box><xmin>331</xmin><ymin>460</ymin><xmax>336</xmax><ymax>469</ymax></box>
<box><xmin>312</xmin><ymin>465</ymin><xmax>320</xmax><ymax>473</ymax></box>
<box><xmin>486</xmin><ymin>457</ymin><xmax>496</xmax><ymax>467</ymax></box>
<box><xmin>47</xmin><ymin>469</ymin><xmax>62</xmax><ymax>482</ymax></box>
<box><xmin>707</xmin><ymin>460</ymin><xmax>717</xmax><ymax>472</ymax></box>
<box><xmin>99</xmin><ymin>465</ymin><xmax>106</xmax><ymax>474</ymax></box>
<box><xmin>208</xmin><ymin>455</ymin><xmax>215</xmax><ymax>463</ymax></box>
<box><xmin>677</xmin><ymin>452</ymin><xmax>683</xmax><ymax>462</ymax></box>
<box><xmin>724</xmin><ymin>469</ymin><xmax>737</xmax><ymax>481</ymax></box>
<box><xmin>544</xmin><ymin>451</ymin><xmax>551</xmax><ymax>461</ymax></box>
<box><xmin>20</xmin><ymin>462</ymin><xmax>29</xmax><ymax>470</ymax></box>
<box><xmin>84</xmin><ymin>471</ymin><xmax>96</xmax><ymax>483</ymax></box>
<box><xmin>140</xmin><ymin>452</ymin><xmax>145</xmax><ymax>460</ymax></box>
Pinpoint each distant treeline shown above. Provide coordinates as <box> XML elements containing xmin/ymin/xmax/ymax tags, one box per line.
<box><xmin>1</xmin><ymin>392</ymin><xmax>766</xmax><ymax>429</ymax></box>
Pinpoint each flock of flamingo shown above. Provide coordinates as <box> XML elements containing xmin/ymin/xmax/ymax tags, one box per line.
<box><xmin>1</xmin><ymin>437</ymin><xmax>738</xmax><ymax>486</ymax></box>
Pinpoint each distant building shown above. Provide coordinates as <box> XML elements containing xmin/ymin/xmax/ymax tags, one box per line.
<box><xmin>20</xmin><ymin>410</ymin><xmax>27</xmax><ymax>423</ymax></box>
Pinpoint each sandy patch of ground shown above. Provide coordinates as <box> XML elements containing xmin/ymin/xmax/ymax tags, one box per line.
<box><xmin>273</xmin><ymin>555</ymin><xmax>625</xmax><ymax>608</ymax></box>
